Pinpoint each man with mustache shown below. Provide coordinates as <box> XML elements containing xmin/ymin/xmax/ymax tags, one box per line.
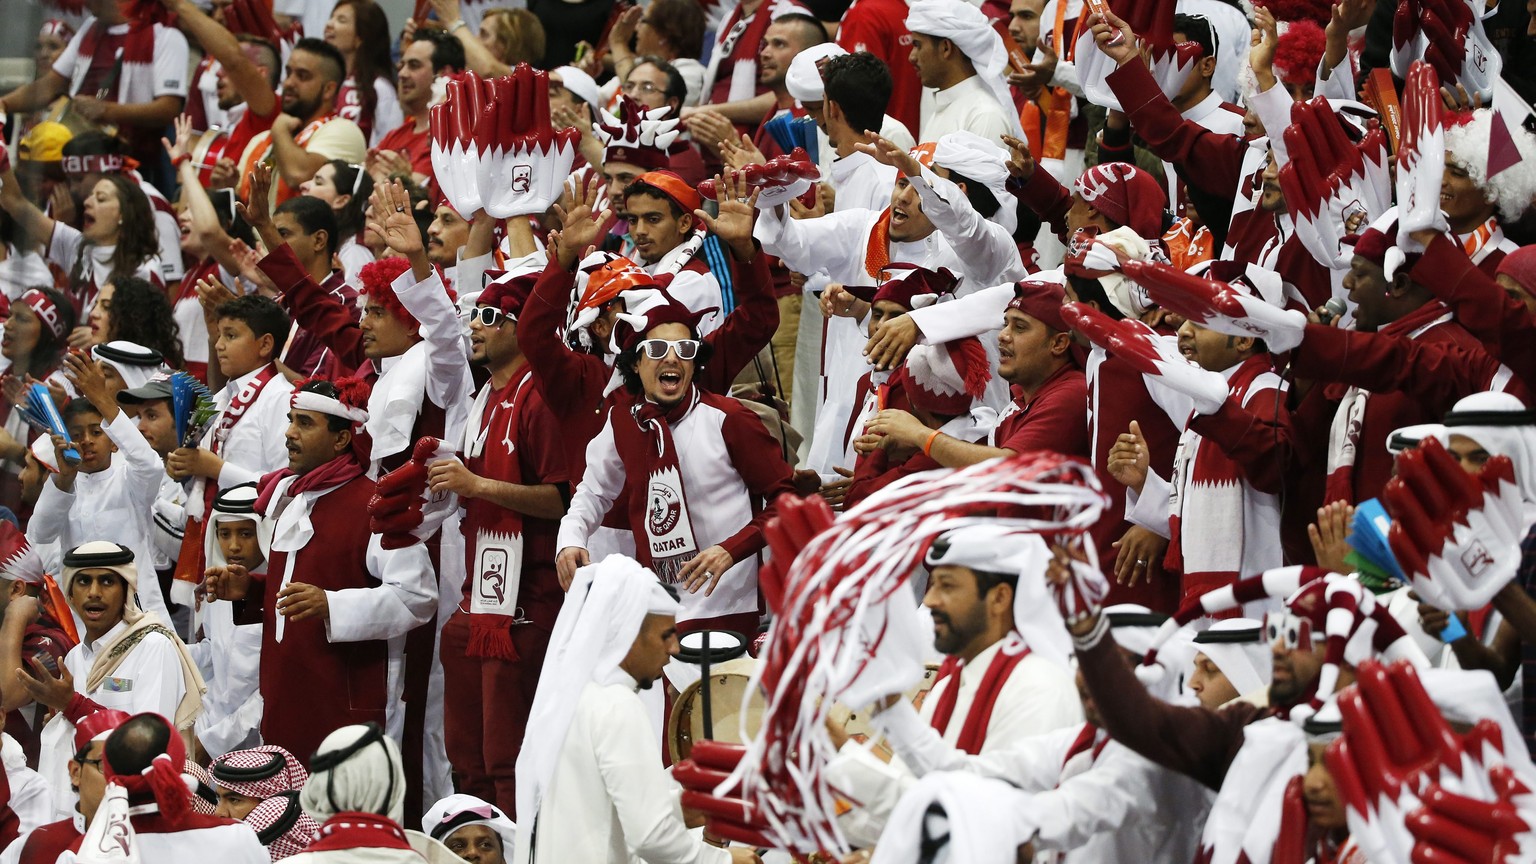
<box><xmin>825</xmin><ymin>526</ymin><xmax>1081</xmax><ymax>846</ymax></box>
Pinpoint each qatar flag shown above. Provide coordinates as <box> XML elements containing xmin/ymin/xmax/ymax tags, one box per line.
<box><xmin>1488</xmin><ymin>76</ymin><xmax>1536</xmax><ymax>180</ymax></box>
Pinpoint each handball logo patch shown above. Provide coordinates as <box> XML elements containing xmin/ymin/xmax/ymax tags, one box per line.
<box><xmin>648</xmin><ymin>480</ymin><xmax>682</xmax><ymax>535</ymax></box>
<box><xmin>511</xmin><ymin>164</ymin><xmax>532</xmax><ymax>194</ymax></box>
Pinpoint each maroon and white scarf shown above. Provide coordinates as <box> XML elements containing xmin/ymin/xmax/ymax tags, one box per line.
<box><xmin>213</xmin><ymin>364</ymin><xmax>279</xmax><ymax>455</ymax></box>
<box><xmin>926</xmin><ymin>636</ymin><xmax>1029</xmax><ymax>756</ymax></box>
<box><xmin>1167</xmin><ymin>355</ymin><xmax>1286</xmax><ymax>606</ymax></box>
<box><xmin>630</xmin><ymin>388</ymin><xmax>702</xmax><ymax>583</ymax></box>
<box><xmin>462</xmin><ymin>369</ymin><xmax>535</xmax><ymax>660</ymax></box>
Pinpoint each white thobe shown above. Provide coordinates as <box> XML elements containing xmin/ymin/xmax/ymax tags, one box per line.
<box><xmin>826</xmin><ymin>639</ymin><xmax>1082</xmax><ymax>845</ymax></box>
<box><xmin>207</xmin><ymin>366</ymin><xmax>297</xmax><ymax>491</ymax></box>
<box><xmin>189</xmin><ymin>566</ymin><xmax>264</xmax><ymax>757</ymax></box>
<box><xmin>918</xmin><ymin>75</ymin><xmax>1013</xmax><ymax>145</ymax></box>
<box><xmin>754</xmin><ymin>205</ymin><xmax>965</xmax><ymax>477</ymax></box>
<box><xmin>29</xmin><ymin>411</ymin><xmax>171</xmax><ymax>621</ymax></box>
<box><xmin>519</xmin><ymin>675</ymin><xmax>731</xmax><ymax>864</ymax></box>
<box><xmin>878</xmin><ymin>713</ymin><xmax>1211</xmax><ymax>863</ymax></box>
<box><xmin>372</xmin><ymin>269</ymin><xmax>474</xmax><ymax>470</ymax></box>
<box><xmin>41</xmin><ymin>620</ymin><xmax>190</xmax><ymax>820</ymax></box>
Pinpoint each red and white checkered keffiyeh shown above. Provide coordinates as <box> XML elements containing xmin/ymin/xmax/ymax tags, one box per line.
<box><xmin>244</xmin><ymin>793</ymin><xmax>319</xmax><ymax>860</ymax></box>
<box><xmin>210</xmin><ymin>746</ymin><xmax>309</xmax><ymax>800</ymax></box>
<box><xmin>726</xmin><ymin>452</ymin><xmax>1109</xmax><ymax>854</ymax></box>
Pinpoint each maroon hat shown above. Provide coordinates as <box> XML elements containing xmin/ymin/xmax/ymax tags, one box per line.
<box><xmin>478</xmin><ymin>271</ymin><xmax>538</xmax><ymax>319</ymax></box>
<box><xmin>1496</xmin><ymin>244</ymin><xmax>1536</xmax><ymax>293</ymax></box>
<box><xmin>892</xmin><ymin>337</ymin><xmax>990</xmax><ymax>417</ymax></box>
<box><xmin>1071</xmin><ymin>163</ymin><xmax>1167</xmax><ymax>239</ymax></box>
<box><xmin>1007</xmin><ymin>279</ymin><xmax>1068</xmax><ymax>332</ymax></box>
<box><xmin>845</xmin><ymin>265</ymin><xmax>959</xmax><ymax>310</ymax></box>
<box><xmin>73</xmin><ymin>708</ymin><xmax>131</xmax><ymax>754</ymax></box>
<box><xmin>615</xmin><ymin>293</ymin><xmax>717</xmax><ymax>352</ymax></box>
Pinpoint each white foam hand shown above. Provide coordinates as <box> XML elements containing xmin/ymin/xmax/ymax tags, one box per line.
<box><xmin>479</xmin><ymin>66</ymin><xmax>583</xmax><ymax>219</ymax></box>
<box><xmin>1383</xmin><ymin>436</ymin><xmax>1525</xmax><ymax>612</ymax></box>
<box><xmin>1122</xmin><ymin>259</ymin><xmax>1309</xmax><ymax>353</ymax></box>
<box><xmin>1060</xmin><ymin>301</ymin><xmax>1228</xmax><ymax>414</ymax></box>
<box><xmin>1279</xmin><ymin>98</ymin><xmax>1394</xmax><ymax>269</ymax></box>
<box><xmin>1397</xmin><ymin>61</ymin><xmax>1450</xmax><ymax>247</ymax></box>
<box><xmin>698</xmin><ymin>148</ymin><xmax>820</xmax><ymax>210</ymax></box>
<box><xmin>429</xmin><ymin>73</ymin><xmax>487</xmax><ymax>217</ymax></box>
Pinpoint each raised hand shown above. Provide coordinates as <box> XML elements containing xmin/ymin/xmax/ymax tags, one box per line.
<box><xmin>1000</xmin><ymin>134</ymin><xmax>1037</xmax><ymax>181</ymax></box>
<box><xmin>550</xmin><ymin>173</ymin><xmax>609</xmax><ymax>269</ymax></box>
<box><xmin>1382</xmin><ymin>436</ymin><xmax>1524</xmax><ymax>611</ymax></box>
<box><xmin>1106</xmin><ymin>420</ymin><xmax>1149</xmax><ymax>492</ymax></box>
<box><xmin>162</xmin><ymin>114</ymin><xmax>197</xmax><ymax>166</ymax></box>
<box><xmin>366</xmin><ymin>179</ymin><xmax>426</xmax><ymax>258</ymax></box>
<box><xmin>718</xmin><ymin>134</ymin><xmax>767</xmax><ymax>171</ymax></box>
<box><xmin>1045</xmin><ymin>539</ymin><xmax>1109</xmax><ymax>630</ymax></box>
<box><xmin>852</xmin><ymin>134</ymin><xmax>923</xmax><ymax>178</ymax></box>
<box><xmin>237</xmin><ymin>162</ymin><xmax>274</xmax><ymax>229</ymax></box>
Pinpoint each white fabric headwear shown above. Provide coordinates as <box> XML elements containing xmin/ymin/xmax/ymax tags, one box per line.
<box><xmin>552</xmin><ymin>66</ymin><xmax>601</xmax><ymax>109</ymax></box>
<box><xmin>870</xmin><ymin>772</ymin><xmax>1034</xmax><ymax>864</ymax></box>
<box><xmin>1086</xmin><ymin>226</ymin><xmax>1156</xmax><ymax>318</ymax></box>
<box><xmin>423</xmin><ymin>793</ymin><xmax>517</xmax><ymax>853</ymax></box>
<box><xmin>1192</xmin><ymin>618</ymin><xmax>1271</xmax><ymax>699</ymax></box>
<box><xmin>29</xmin><ymin>435</ymin><xmax>58</xmax><ymax>474</ymax></box>
<box><xmin>1437</xmin><ymin>391</ymin><xmax>1536</xmax><ymax>518</ymax></box>
<box><xmin>91</xmin><ymin>341</ymin><xmax>165</xmax><ymax>392</ymax></box>
<box><xmin>1385</xmin><ymin>422</ymin><xmax>1444</xmax><ymax>456</ymax></box>
<box><xmin>300</xmin><ymin>724</ymin><xmax>408</xmax><ymax>825</ymax></box>
<box><xmin>62</xmin><ymin>541</ymin><xmax>143</xmax><ymax>626</ymax></box>
<box><xmin>786</xmin><ymin>43</ymin><xmax>848</xmax><ymax>103</ymax></box>
<box><xmin>515</xmin><ymin>555</ymin><xmax>680</xmax><ymax>831</ymax></box>
<box><xmin>924</xmin><ymin>526</ymin><xmax>1071</xmax><ymax>670</ymax></box>
<box><xmin>930</xmin><ymin>131</ymin><xmax>1016</xmax><ymax>234</ymax></box>
<box><xmin>903</xmin><ymin>0</ymin><xmax>1025</xmax><ymax>139</ymax></box>
<box><xmin>1106</xmin><ymin>604</ymin><xmax>1192</xmax><ymax>702</ymax></box>
<box><xmin>203</xmin><ymin>483</ymin><xmax>273</xmax><ymax>569</ymax></box>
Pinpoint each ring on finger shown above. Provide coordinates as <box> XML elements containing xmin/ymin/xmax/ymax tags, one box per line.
<box><xmin>1135</xmin><ymin>559</ymin><xmax>1148</xmax><ymax>568</ymax></box>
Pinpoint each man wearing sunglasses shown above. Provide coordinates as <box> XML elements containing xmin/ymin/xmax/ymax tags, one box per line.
<box><xmin>429</xmin><ymin>272</ymin><xmax>569</xmax><ymax>817</ymax></box>
<box><xmin>556</xmin><ymin>294</ymin><xmax>796</xmax><ymax>636</ymax></box>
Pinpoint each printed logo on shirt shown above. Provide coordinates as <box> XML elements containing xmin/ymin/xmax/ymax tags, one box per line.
<box><xmin>102</xmin><ymin>677</ymin><xmax>133</xmax><ymax>692</ymax></box>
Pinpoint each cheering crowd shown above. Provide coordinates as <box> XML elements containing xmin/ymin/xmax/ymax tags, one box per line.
<box><xmin>0</xmin><ymin>0</ymin><xmax>1534</xmax><ymax>858</ymax></box>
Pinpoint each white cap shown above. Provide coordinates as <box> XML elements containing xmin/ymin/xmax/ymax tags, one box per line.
<box><xmin>553</xmin><ymin>66</ymin><xmax>601</xmax><ymax>110</ymax></box>
<box><xmin>785</xmin><ymin>43</ymin><xmax>848</xmax><ymax>104</ymax></box>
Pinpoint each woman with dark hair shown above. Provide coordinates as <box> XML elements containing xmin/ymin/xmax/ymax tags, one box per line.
<box><xmin>299</xmin><ymin>159</ymin><xmax>376</xmax><ymax>284</ymax></box>
<box><xmin>605</xmin><ymin>0</ymin><xmax>706</xmax><ymax>105</ymax></box>
<box><xmin>0</xmin><ymin>164</ymin><xmax>162</xmax><ymax>347</ymax></box>
<box><xmin>0</xmin><ymin>285</ymin><xmax>77</xmax><ymax>514</ymax></box>
<box><xmin>87</xmin><ymin>276</ymin><xmax>186</xmax><ymax>368</ymax></box>
<box><xmin>326</xmin><ymin>0</ymin><xmax>402</xmax><ymax>146</ymax></box>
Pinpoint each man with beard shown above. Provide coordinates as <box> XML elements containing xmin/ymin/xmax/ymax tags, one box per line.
<box><xmin>429</xmin><ymin>272</ymin><xmax>567</xmax><ymax>816</ymax></box>
<box><xmin>825</xmin><ymin>526</ymin><xmax>1082</xmax><ymax>846</ymax></box>
<box><xmin>234</xmin><ymin>38</ymin><xmax>366</xmax><ymax>205</ymax></box>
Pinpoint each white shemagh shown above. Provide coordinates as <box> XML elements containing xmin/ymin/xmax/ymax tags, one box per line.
<box><xmin>905</xmin><ymin>0</ymin><xmax>1026</xmax><ymax>139</ymax></box>
<box><xmin>923</xmin><ymin>525</ymin><xmax>1072</xmax><ymax>670</ymax></box>
<box><xmin>514</xmin><ymin>555</ymin><xmax>680</xmax><ymax>831</ymax></box>
<box><xmin>368</xmin><ymin>343</ymin><xmax>431</xmax><ymax>470</ymax></box>
<box><xmin>1436</xmin><ymin>391</ymin><xmax>1536</xmax><ymax>520</ymax></box>
<box><xmin>1195</xmin><ymin>618</ymin><xmax>1271</xmax><ymax>698</ymax></box>
<box><xmin>870</xmin><ymin>772</ymin><xmax>1033</xmax><ymax>864</ymax></box>
<box><xmin>786</xmin><ymin>43</ymin><xmax>848</xmax><ymax>103</ymax></box>
<box><xmin>931</xmin><ymin>131</ymin><xmax>1017</xmax><ymax>235</ymax></box>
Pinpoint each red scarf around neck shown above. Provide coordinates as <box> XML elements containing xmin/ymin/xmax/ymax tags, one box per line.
<box><xmin>254</xmin><ymin>453</ymin><xmax>366</xmax><ymax>515</ymax></box>
<box><xmin>927</xmin><ymin>640</ymin><xmax>1029</xmax><ymax>755</ymax></box>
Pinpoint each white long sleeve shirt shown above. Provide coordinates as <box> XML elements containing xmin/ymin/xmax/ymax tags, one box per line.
<box><xmin>29</xmin><ymin>411</ymin><xmax>171</xmax><ymax>621</ymax></box>
<box><xmin>521</xmin><ymin>675</ymin><xmax>730</xmax><ymax>864</ymax></box>
<box><xmin>209</xmin><ymin>366</ymin><xmax>296</xmax><ymax>490</ymax></box>
<box><xmin>826</xmin><ymin>639</ymin><xmax>1082</xmax><ymax>846</ymax></box>
<box><xmin>371</xmin><ymin>269</ymin><xmax>473</xmax><ymax>468</ymax></box>
<box><xmin>876</xmin><ymin>710</ymin><xmax>1212</xmax><ymax>863</ymax></box>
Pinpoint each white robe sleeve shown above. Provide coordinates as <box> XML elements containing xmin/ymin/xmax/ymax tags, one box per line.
<box><xmin>324</xmin><ymin>536</ymin><xmax>435</xmax><ymax>643</ymax></box>
<box><xmin>873</xmin><ymin>702</ymin><xmax>1077</xmax><ymax>791</ymax></box>
<box><xmin>908</xmin><ymin>168</ymin><xmax>1027</xmax><ymax>286</ymax></box>
<box><xmin>1124</xmin><ymin>467</ymin><xmax>1173</xmax><ymax>538</ymax></box>
<box><xmin>752</xmin><ymin>205</ymin><xmax>874</xmax><ymax>280</ymax></box>
<box><xmin>1028</xmin><ymin>744</ymin><xmax>1173</xmax><ymax>852</ymax></box>
<box><xmin>557</xmin><ymin>419</ymin><xmax>624</xmax><ymax>551</ymax></box>
<box><xmin>391</xmin><ymin>268</ymin><xmax>470</xmax><ymax>414</ymax></box>
<box><xmin>1314</xmin><ymin>56</ymin><xmax>1356</xmax><ymax>104</ymax></box>
<box><xmin>1248</xmin><ymin>83</ymin><xmax>1295</xmax><ymax>164</ymax></box>
<box><xmin>27</xmin><ymin>482</ymin><xmax>73</xmax><ymax>546</ymax></box>
<box><xmin>102</xmin><ymin>411</ymin><xmax>167</xmax><ymax>507</ymax></box>
<box><xmin>593</xmin><ymin>695</ymin><xmax>731</xmax><ymax>864</ymax></box>
<box><xmin>908</xmin><ymin>282</ymin><xmax>1013</xmax><ymax>345</ymax></box>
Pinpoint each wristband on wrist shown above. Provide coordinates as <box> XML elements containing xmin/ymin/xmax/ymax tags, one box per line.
<box><xmin>173</xmin><ymin>153</ymin><xmax>191</xmax><ymax>168</ymax></box>
<box><xmin>923</xmin><ymin>429</ymin><xmax>943</xmax><ymax>456</ymax></box>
